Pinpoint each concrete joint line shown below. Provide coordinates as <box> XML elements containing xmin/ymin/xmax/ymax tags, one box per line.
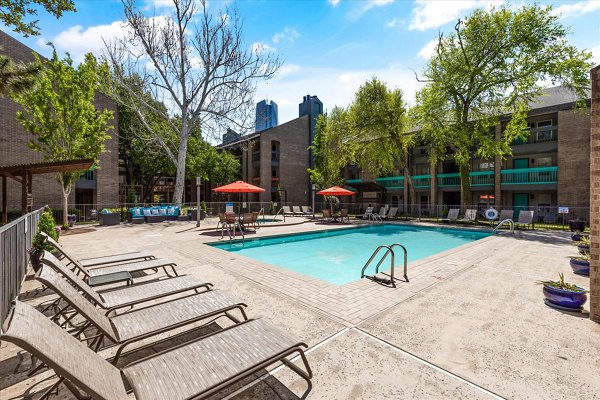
<box><xmin>222</xmin><ymin>327</ymin><xmax>351</xmax><ymax>400</ymax></box>
<box><xmin>352</xmin><ymin>327</ymin><xmax>507</xmax><ymax>400</ymax></box>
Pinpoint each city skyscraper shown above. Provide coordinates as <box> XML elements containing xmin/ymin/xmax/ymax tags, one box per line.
<box><xmin>255</xmin><ymin>99</ymin><xmax>278</xmax><ymax>132</ymax></box>
<box><xmin>299</xmin><ymin>94</ymin><xmax>324</xmax><ymax>169</ymax></box>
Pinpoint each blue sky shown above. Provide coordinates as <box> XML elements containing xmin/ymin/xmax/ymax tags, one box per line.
<box><xmin>3</xmin><ymin>0</ymin><xmax>600</xmax><ymax>125</ymax></box>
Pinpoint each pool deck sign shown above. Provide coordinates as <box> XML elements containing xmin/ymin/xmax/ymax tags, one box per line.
<box><xmin>558</xmin><ymin>206</ymin><xmax>569</xmax><ymax>214</ymax></box>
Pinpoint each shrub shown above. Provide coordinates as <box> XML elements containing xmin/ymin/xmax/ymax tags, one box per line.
<box><xmin>201</xmin><ymin>201</ymin><xmax>207</xmax><ymax>211</ymax></box>
<box><xmin>32</xmin><ymin>209</ymin><xmax>58</xmax><ymax>252</ymax></box>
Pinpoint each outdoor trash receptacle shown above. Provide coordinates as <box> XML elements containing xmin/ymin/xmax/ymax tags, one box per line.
<box><xmin>99</xmin><ymin>212</ymin><xmax>120</xmax><ymax>226</ymax></box>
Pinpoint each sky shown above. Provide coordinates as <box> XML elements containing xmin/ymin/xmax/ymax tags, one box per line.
<box><xmin>2</xmin><ymin>0</ymin><xmax>600</xmax><ymax>127</ymax></box>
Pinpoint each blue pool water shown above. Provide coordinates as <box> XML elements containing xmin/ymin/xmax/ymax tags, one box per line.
<box><xmin>210</xmin><ymin>224</ymin><xmax>490</xmax><ymax>285</ymax></box>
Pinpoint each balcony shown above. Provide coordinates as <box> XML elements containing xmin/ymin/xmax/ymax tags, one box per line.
<box><xmin>412</xmin><ymin>175</ymin><xmax>431</xmax><ymax>188</ymax></box>
<box><xmin>501</xmin><ymin>166</ymin><xmax>557</xmax><ymax>185</ymax></box>
<box><xmin>375</xmin><ymin>176</ymin><xmax>404</xmax><ymax>190</ymax></box>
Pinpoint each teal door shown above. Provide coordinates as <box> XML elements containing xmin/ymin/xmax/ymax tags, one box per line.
<box><xmin>513</xmin><ymin>193</ymin><xmax>529</xmax><ymax>220</ymax></box>
<box><xmin>513</xmin><ymin>158</ymin><xmax>529</xmax><ymax>169</ymax></box>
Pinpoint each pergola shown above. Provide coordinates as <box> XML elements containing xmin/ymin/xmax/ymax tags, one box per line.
<box><xmin>0</xmin><ymin>159</ymin><xmax>94</xmax><ymax>224</ymax></box>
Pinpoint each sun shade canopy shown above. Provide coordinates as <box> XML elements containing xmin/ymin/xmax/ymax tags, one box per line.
<box><xmin>212</xmin><ymin>180</ymin><xmax>265</xmax><ymax>193</ymax></box>
<box><xmin>316</xmin><ymin>186</ymin><xmax>355</xmax><ymax>196</ymax></box>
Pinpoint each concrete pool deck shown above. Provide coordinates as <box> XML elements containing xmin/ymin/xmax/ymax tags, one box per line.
<box><xmin>1</xmin><ymin>219</ymin><xmax>599</xmax><ymax>399</ymax></box>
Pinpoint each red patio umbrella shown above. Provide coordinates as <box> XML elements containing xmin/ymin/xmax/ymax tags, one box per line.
<box><xmin>317</xmin><ymin>186</ymin><xmax>355</xmax><ymax>212</ymax></box>
<box><xmin>213</xmin><ymin>180</ymin><xmax>265</xmax><ymax>213</ymax></box>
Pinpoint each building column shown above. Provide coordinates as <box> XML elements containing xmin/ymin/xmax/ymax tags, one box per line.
<box><xmin>589</xmin><ymin>65</ymin><xmax>600</xmax><ymax>323</ymax></box>
<box><xmin>494</xmin><ymin>124</ymin><xmax>502</xmax><ymax>206</ymax></box>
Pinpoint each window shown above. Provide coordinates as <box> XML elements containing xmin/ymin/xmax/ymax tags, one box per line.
<box><xmin>479</xmin><ymin>162</ymin><xmax>494</xmax><ymax>170</ymax></box>
<box><xmin>271</xmin><ymin>144</ymin><xmax>277</xmax><ymax>151</ymax></box>
<box><xmin>272</xmin><ymin>169</ymin><xmax>277</xmax><ymax>177</ymax></box>
<box><xmin>536</xmin><ymin>157</ymin><xmax>552</xmax><ymax>167</ymax></box>
<box><xmin>537</xmin><ymin>120</ymin><xmax>552</xmax><ymax>128</ymax></box>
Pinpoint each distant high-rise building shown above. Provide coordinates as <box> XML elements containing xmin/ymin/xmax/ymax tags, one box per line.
<box><xmin>222</xmin><ymin>128</ymin><xmax>241</xmax><ymax>145</ymax></box>
<box><xmin>255</xmin><ymin>99</ymin><xmax>278</xmax><ymax>132</ymax></box>
<box><xmin>298</xmin><ymin>94</ymin><xmax>324</xmax><ymax>169</ymax></box>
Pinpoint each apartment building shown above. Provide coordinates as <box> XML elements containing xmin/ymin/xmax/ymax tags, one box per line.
<box><xmin>0</xmin><ymin>31</ymin><xmax>119</xmax><ymax>213</ymax></box>
<box><xmin>344</xmin><ymin>87</ymin><xmax>590</xmax><ymax>221</ymax></box>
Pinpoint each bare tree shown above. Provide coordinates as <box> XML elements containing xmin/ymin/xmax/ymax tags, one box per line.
<box><xmin>105</xmin><ymin>0</ymin><xmax>280</xmax><ymax>205</ymax></box>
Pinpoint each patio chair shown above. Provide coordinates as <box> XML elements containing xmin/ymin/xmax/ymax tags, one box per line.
<box><xmin>2</xmin><ymin>301</ymin><xmax>312</xmax><ymax>400</ymax></box>
<box><xmin>222</xmin><ymin>212</ymin><xmax>244</xmax><ymax>239</ymax></box>
<box><xmin>340</xmin><ymin>209</ymin><xmax>350</xmax><ymax>223</ymax></box>
<box><xmin>322</xmin><ymin>208</ymin><xmax>333</xmax><ymax>222</ymax></box>
<box><xmin>515</xmin><ymin>210</ymin><xmax>535</xmax><ymax>229</ymax></box>
<box><xmin>362</xmin><ymin>206</ymin><xmax>374</xmax><ymax>219</ymax></box>
<box><xmin>240</xmin><ymin>212</ymin><xmax>255</xmax><ymax>231</ymax></box>
<box><xmin>441</xmin><ymin>208</ymin><xmax>460</xmax><ymax>223</ymax></box>
<box><xmin>301</xmin><ymin>206</ymin><xmax>313</xmax><ymax>216</ymax></box>
<box><xmin>458</xmin><ymin>209</ymin><xmax>478</xmax><ymax>224</ymax></box>
<box><xmin>385</xmin><ymin>207</ymin><xmax>398</xmax><ymax>220</ymax></box>
<box><xmin>42</xmin><ymin>232</ymin><xmax>155</xmax><ymax>268</ymax></box>
<box><xmin>40</xmin><ymin>251</ymin><xmax>212</xmax><ymax>313</ymax></box>
<box><xmin>251</xmin><ymin>211</ymin><xmax>259</xmax><ymax>230</ymax></box>
<box><xmin>42</xmin><ymin>233</ymin><xmax>179</xmax><ymax>279</ymax></box>
<box><xmin>291</xmin><ymin>205</ymin><xmax>303</xmax><ymax>216</ymax></box>
<box><xmin>216</xmin><ymin>212</ymin><xmax>226</xmax><ymax>231</ymax></box>
<box><xmin>34</xmin><ymin>265</ymin><xmax>248</xmax><ymax>362</ymax></box>
<box><xmin>282</xmin><ymin>206</ymin><xmax>294</xmax><ymax>217</ymax></box>
<box><xmin>499</xmin><ymin>209</ymin><xmax>514</xmax><ymax>222</ymax></box>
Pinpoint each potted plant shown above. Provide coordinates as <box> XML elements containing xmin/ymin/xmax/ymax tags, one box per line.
<box><xmin>538</xmin><ymin>273</ymin><xmax>588</xmax><ymax>310</ymax></box>
<box><xmin>568</xmin><ymin>219</ymin><xmax>586</xmax><ymax>232</ymax></box>
<box><xmin>570</xmin><ymin>231</ymin><xmax>589</xmax><ymax>241</ymax></box>
<box><xmin>29</xmin><ymin>209</ymin><xmax>59</xmax><ymax>271</ymax></box>
<box><xmin>270</xmin><ymin>201</ymin><xmax>276</xmax><ymax>215</ymax></box>
<box><xmin>576</xmin><ymin>236</ymin><xmax>590</xmax><ymax>254</ymax></box>
<box><xmin>569</xmin><ymin>254</ymin><xmax>590</xmax><ymax>276</ymax></box>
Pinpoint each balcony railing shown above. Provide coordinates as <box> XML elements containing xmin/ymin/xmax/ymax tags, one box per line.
<box><xmin>470</xmin><ymin>171</ymin><xmax>495</xmax><ymax>186</ymax></box>
<box><xmin>501</xmin><ymin>166</ymin><xmax>557</xmax><ymax>185</ymax></box>
<box><xmin>512</xmin><ymin>126</ymin><xmax>557</xmax><ymax>145</ymax></box>
<box><xmin>375</xmin><ymin>176</ymin><xmax>404</xmax><ymax>190</ymax></box>
<box><xmin>436</xmin><ymin>173</ymin><xmax>460</xmax><ymax>187</ymax></box>
<box><xmin>412</xmin><ymin>175</ymin><xmax>431</xmax><ymax>188</ymax></box>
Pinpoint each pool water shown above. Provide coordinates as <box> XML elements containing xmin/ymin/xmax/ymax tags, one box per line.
<box><xmin>210</xmin><ymin>224</ymin><xmax>490</xmax><ymax>285</ymax></box>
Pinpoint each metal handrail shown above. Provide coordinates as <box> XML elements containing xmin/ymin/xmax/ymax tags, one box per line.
<box><xmin>274</xmin><ymin>207</ymin><xmax>285</xmax><ymax>222</ymax></box>
<box><xmin>389</xmin><ymin>243</ymin><xmax>409</xmax><ymax>282</ymax></box>
<box><xmin>258</xmin><ymin>207</ymin><xmax>265</xmax><ymax>223</ymax></box>
<box><xmin>361</xmin><ymin>245</ymin><xmax>394</xmax><ymax>280</ymax></box>
<box><xmin>368</xmin><ymin>213</ymin><xmax>383</xmax><ymax>223</ymax></box>
<box><xmin>492</xmin><ymin>219</ymin><xmax>514</xmax><ymax>235</ymax></box>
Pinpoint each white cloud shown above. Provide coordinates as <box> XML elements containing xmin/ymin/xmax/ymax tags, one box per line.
<box><xmin>278</xmin><ymin>64</ymin><xmax>300</xmax><ymax>76</ymax></box>
<box><xmin>255</xmin><ymin>64</ymin><xmax>424</xmax><ymax>124</ymax></box>
<box><xmin>550</xmin><ymin>1</ymin><xmax>600</xmax><ymax>18</ymax></box>
<box><xmin>409</xmin><ymin>0</ymin><xmax>501</xmax><ymax>31</ymax></box>
<box><xmin>40</xmin><ymin>21</ymin><xmax>129</xmax><ymax>62</ymax></box>
<box><xmin>328</xmin><ymin>0</ymin><xmax>340</xmax><ymax>6</ymax></box>
<box><xmin>386</xmin><ymin>18</ymin><xmax>398</xmax><ymax>28</ymax></box>
<box><xmin>417</xmin><ymin>38</ymin><xmax>438</xmax><ymax>59</ymax></box>
<box><xmin>252</xmin><ymin>42</ymin><xmax>276</xmax><ymax>54</ymax></box>
<box><xmin>144</xmin><ymin>0</ymin><xmax>176</xmax><ymax>11</ymax></box>
<box><xmin>349</xmin><ymin>0</ymin><xmax>394</xmax><ymax>21</ymax></box>
<box><xmin>272</xmin><ymin>27</ymin><xmax>300</xmax><ymax>44</ymax></box>
<box><xmin>591</xmin><ymin>45</ymin><xmax>600</xmax><ymax>65</ymax></box>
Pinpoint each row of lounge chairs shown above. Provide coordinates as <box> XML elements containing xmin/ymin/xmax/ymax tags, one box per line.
<box><xmin>1</xmin><ymin>235</ymin><xmax>313</xmax><ymax>399</ymax></box>
<box><xmin>282</xmin><ymin>205</ymin><xmax>313</xmax><ymax>217</ymax></box>
<box><xmin>362</xmin><ymin>206</ymin><xmax>399</xmax><ymax>220</ymax></box>
<box><xmin>442</xmin><ymin>208</ymin><xmax>535</xmax><ymax>229</ymax></box>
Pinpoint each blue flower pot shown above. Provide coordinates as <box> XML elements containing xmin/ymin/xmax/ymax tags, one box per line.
<box><xmin>570</xmin><ymin>233</ymin><xmax>588</xmax><ymax>241</ymax></box>
<box><xmin>577</xmin><ymin>244</ymin><xmax>590</xmax><ymax>254</ymax></box>
<box><xmin>543</xmin><ymin>285</ymin><xmax>587</xmax><ymax>309</ymax></box>
<box><xmin>569</xmin><ymin>259</ymin><xmax>590</xmax><ymax>276</ymax></box>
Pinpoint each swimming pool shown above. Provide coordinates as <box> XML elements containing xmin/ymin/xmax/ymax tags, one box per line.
<box><xmin>210</xmin><ymin>224</ymin><xmax>490</xmax><ymax>285</ymax></box>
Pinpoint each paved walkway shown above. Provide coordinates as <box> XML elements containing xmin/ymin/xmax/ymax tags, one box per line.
<box><xmin>1</xmin><ymin>219</ymin><xmax>598</xmax><ymax>399</ymax></box>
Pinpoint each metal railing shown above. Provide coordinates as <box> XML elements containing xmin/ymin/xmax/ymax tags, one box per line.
<box><xmin>0</xmin><ymin>207</ymin><xmax>44</xmax><ymax>323</ymax></box>
<box><xmin>361</xmin><ymin>243</ymin><xmax>408</xmax><ymax>288</ymax></box>
<box><xmin>501</xmin><ymin>166</ymin><xmax>558</xmax><ymax>185</ymax></box>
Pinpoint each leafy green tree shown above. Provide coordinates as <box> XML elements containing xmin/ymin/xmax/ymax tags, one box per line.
<box><xmin>0</xmin><ymin>0</ymin><xmax>75</xmax><ymax>36</ymax></box>
<box><xmin>413</xmin><ymin>4</ymin><xmax>593</xmax><ymax>208</ymax></box>
<box><xmin>350</xmin><ymin>78</ymin><xmax>413</xmax><ymax>208</ymax></box>
<box><xmin>12</xmin><ymin>47</ymin><xmax>113</xmax><ymax>226</ymax></box>
<box><xmin>0</xmin><ymin>48</ymin><xmax>40</xmax><ymax>96</ymax></box>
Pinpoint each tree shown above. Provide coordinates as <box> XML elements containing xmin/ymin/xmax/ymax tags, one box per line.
<box><xmin>12</xmin><ymin>47</ymin><xmax>113</xmax><ymax>226</ymax></box>
<box><xmin>350</xmin><ymin>78</ymin><xmax>413</xmax><ymax>209</ymax></box>
<box><xmin>186</xmin><ymin>138</ymin><xmax>240</xmax><ymax>188</ymax></box>
<box><xmin>0</xmin><ymin>0</ymin><xmax>75</xmax><ymax>37</ymax></box>
<box><xmin>105</xmin><ymin>0</ymin><xmax>280</xmax><ymax>207</ymax></box>
<box><xmin>0</xmin><ymin>49</ymin><xmax>41</xmax><ymax>96</ymax></box>
<box><xmin>413</xmin><ymin>4</ymin><xmax>593</xmax><ymax>208</ymax></box>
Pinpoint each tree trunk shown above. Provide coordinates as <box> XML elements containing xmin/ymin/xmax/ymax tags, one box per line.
<box><xmin>459</xmin><ymin>163</ymin><xmax>471</xmax><ymax>210</ymax></box>
<box><xmin>172</xmin><ymin>134</ymin><xmax>189</xmax><ymax>207</ymax></box>
<box><xmin>403</xmin><ymin>167</ymin><xmax>410</xmax><ymax>215</ymax></box>
<box><xmin>61</xmin><ymin>185</ymin><xmax>69</xmax><ymax>226</ymax></box>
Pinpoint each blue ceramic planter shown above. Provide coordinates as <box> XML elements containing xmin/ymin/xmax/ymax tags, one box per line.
<box><xmin>570</xmin><ymin>233</ymin><xmax>588</xmax><ymax>241</ymax></box>
<box><xmin>543</xmin><ymin>285</ymin><xmax>587</xmax><ymax>309</ymax></box>
<box><xmin>578</xmin><ymin>244</ymin><xmax>590</xmax><ymax>254</ymax></box>
<box><xmin>569</xmin><ymin>258</ymin><xmax>590</xmax><ymax>276</ymax></box>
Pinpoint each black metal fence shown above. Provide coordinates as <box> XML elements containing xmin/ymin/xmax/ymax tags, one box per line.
<box><xmin>0</xmin><ymin>207</ymin><xmax>44</xmax><ymax>324</ymax></box>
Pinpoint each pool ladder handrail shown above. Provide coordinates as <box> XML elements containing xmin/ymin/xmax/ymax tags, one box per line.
<box><xmin>492</xmin><ymin>219</ymin><xmax>514</xmax><ymax>235</ymax></box>
<box><xmin>361</xmin><ymin>243</ymin><xmax>409</xmax><ymax>288</ymax></box>
<box><xmin>258</xmin><ymin>208</ymin><xmax>265</xmax><ymax>223</ymax></box>
<box><xmin>274</xmin><ymin>207</ymin><xmax>285</xmax><ymax>222</ymax></box>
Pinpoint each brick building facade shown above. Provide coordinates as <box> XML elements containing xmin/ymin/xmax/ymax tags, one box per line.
<box><xmin>0</xmin><ymin>31</ymin><xmax>119</xmax><ymax>214</ymax></box>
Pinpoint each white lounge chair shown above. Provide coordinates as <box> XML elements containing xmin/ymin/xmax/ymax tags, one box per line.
<box><xmin>499</xmin><ymin>209</ymin><xmax>514</xmax><ymax>222</ymax></box>
<box><xmin>458</xmin><ymin>209</ymin><xmax>477</xmax><ymax>224</ymax></box>
<box><xmin>385</xmin><ymin>207</ymin><xmax>398</xmax><ymax>220</ymax></box>
<box><xmin>291</xmin><ymin>205</ymin><xmax>303</xmax><ymax>216</ymax></box>
<box><xmin>362</xmin><ymin>206</ymin><xmax>374</xmax><ymax>219</ymax></box>
<box><xmin>515</xmin><ymin>210</ymin><xmax>535</xmax><ymax>229</ymax></box>
<box><xmin>281</xmin><ymin>206</ymin><xmax>294</xmax><ymax>217</ymax></box>
<box><xmin>301</xmin><ymin>206</ymin><xmax>312</xmax><ymax>216</ymax></box>
<box><xmin>377</xmin><ymin>206</ymin><xmax>388</xmax><ymax>219</ymax></box>
<box><xmin>442</xmin><ymin>208</ymin><xmax>460</xmax><ymax>223</ymax></box>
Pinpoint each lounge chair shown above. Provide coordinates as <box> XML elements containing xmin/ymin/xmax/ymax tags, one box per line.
<box><xmin>291</xmin><ymin>205</ymin><xmax>303</xmax><ymax>216</ymax></box>
<box><xmin>41</xmin><ymin>232</ymin><xmax>155</xmax><ymax>268</ymax></box>
<box><xmin>42</xmin><ymin>233</ymin><xmax>176</xmax><ymax>279</ymax></box>
<box><xmin>41</xmin><ymin>251</ymin><xmax>211</xmax><ymax>313</ymax></box>
<box><xmin>281</xmin><ymin>206</ymin><xmax>294</xmax><ymax>217</ymax></box>
<box><xmin>458</xmin><ymin>209</ymin><xmax>477</xmax><ymax>224</ymax></box>
<box><xmin>301</xmin><ymin>206</ymin><xmax>312</xmax><ymax>216</ymax></box>
<box><xmin>377</xmin><ymin>206</ymin><xmax>388</xmax><ymax>219</ymax></box>
<box><xmin>362</xmin><ymin>206</ymin><xmax>374</xmax><ymax>219</ymax></box>
<box><xmin>515</xmin><ymin>210</ymin><xmax>535</xmax><ymax>229</ymax></box>
<box><xmin>441</xmin><ymin>208</ymin><xmax>460</xmax><ymax>223</ymax></box>
<box><xmin>35</xmin><ymin>265</ymin><xmax>248</xmax><ymax>361</ymax></box>
<box><xmin>499</xmin><ymin>209</ymin><xmax>514</xmax><ymax>222</ymax></box>
<box><xmin>2</xmin><ymin>301</ymin><xmax>312</xmax><ymax>400</ymax></box>
<box><xmin>385</xmin><ymin>207</ymin><xmax>398</xmax><ymax>220</ymax></box>
<box><xmin>340</xmin><ymin>209</ymin><xmax>350</xmax><ymax>223</ymax></box>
